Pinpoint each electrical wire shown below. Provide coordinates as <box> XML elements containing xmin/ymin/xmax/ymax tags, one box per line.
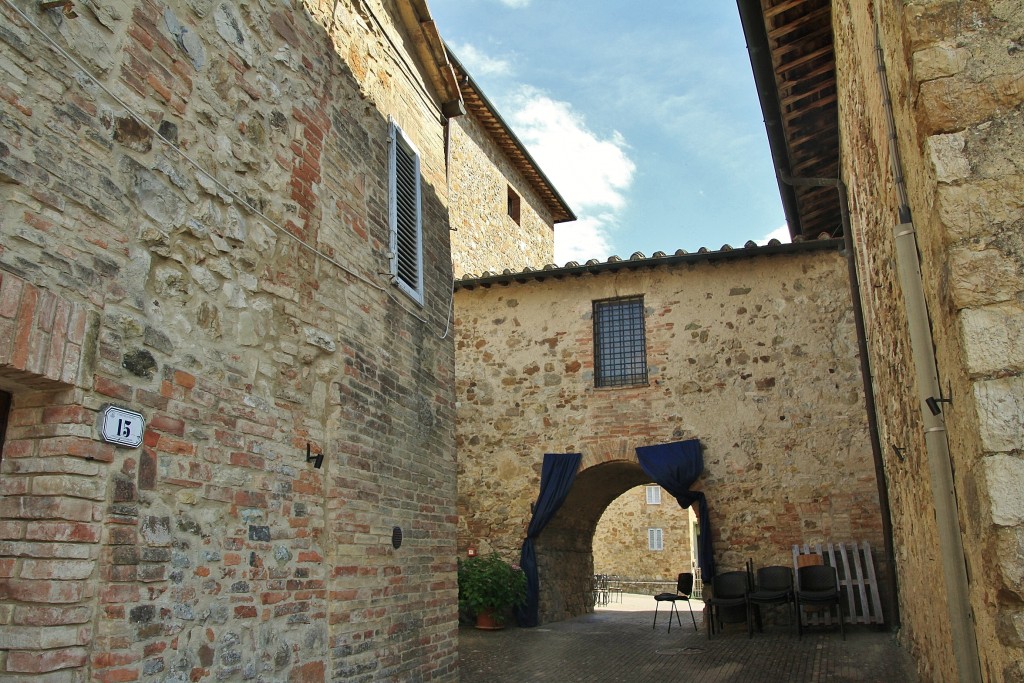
<box><xmin>3</xmin><ymin>0</ymin><xmax>459</xmax><ymax>336</ymax></box>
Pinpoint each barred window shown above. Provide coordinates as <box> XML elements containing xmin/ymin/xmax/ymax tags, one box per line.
<box><xmin>593</xmin><ymin>296</ymin><xmax>648</xmax><ymax>388</ymax></box>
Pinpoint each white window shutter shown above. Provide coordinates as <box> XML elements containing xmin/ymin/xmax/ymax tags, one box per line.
<box><xmin>388</xmin><ymin>120</ymin><xmax>424</xmax><ymax>305</ymax></box>
<box><xmin>648</xmin><ymin>528</ymin><xmax>663</xmax><ymax>551</ymax></box>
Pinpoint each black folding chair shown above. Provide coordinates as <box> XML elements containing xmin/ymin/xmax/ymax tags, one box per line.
<box><xmin>653</xmin><ymin>572</ymin><xmax>697</xmax><ymax>632</ymax></box>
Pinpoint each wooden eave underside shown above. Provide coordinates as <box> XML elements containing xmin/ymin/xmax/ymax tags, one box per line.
<box><xmin>396</xmin><ymin>0</ymin><xmax>463</xmax><ymax>113</ymax></box>
<box><xmin>761</xmin><ymin>0</ymin><xmax>842</xmax><ymax>238</ymax></box>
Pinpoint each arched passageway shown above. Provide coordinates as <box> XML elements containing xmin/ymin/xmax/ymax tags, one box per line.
<box><xmin>533</xmin><ymin>459</ymin><xmax>657</xmax><ymax>623</ymax></box>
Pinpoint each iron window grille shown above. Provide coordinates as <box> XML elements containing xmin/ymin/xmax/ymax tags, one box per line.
<box><xmin>593</xmin><ymin>295</ymin><xmax>648</xmax><ymax>388</ymax></box>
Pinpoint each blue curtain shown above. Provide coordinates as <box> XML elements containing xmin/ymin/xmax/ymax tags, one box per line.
<box><xmin>517</xmin><ymin>452</ymin><xmax>582</xmax><ymax>627</ymax></box>
<box><xmin>636</xmin><ymin>439</ymin><xmax>715</xmax><ymax>580</ymax></box>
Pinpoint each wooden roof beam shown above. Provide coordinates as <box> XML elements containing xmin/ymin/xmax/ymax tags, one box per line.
<box><xmin>768</xmin><ymin>5</ymin><xmax>830</xmax><ymax>40</ymax></box>
<box><xmin>774</xmin><ymin>44</ymin><xmax>834</xmax><ymax>75</ymax></box>
<box><xmin>764</xmin><ymin>0</ymin><xmax>814</xmax><ymax>20</ymax></box>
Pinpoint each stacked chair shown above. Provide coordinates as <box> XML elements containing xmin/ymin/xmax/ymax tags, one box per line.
<box><xmin>747</xmin><ymin>565</ymin><xmax>796</xmax><ymax>636</ymax></box>
<box><xmin>704</xmin><ymin>560</ymin><xmax>844</xmax><ymax>639</ymax></box>
<box><xmin>704</xmin><ymin>570</ymin><xmax>752</xmax><ymax>638</ymax></box>
<box><xmin>796</xmin><ymin>564</ymin><xmax>845</xmax><ymax>639</ymax></box>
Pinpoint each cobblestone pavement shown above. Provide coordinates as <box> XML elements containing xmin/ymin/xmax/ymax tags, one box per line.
<box><xmin>458</xmin><ymin>594</ymin><xmax>917</xmax><ymax>682</ymax></box>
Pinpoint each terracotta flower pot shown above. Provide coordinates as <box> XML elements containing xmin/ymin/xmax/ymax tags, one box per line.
<box><xmin>474</xmin><ymin>609</ymin><xmax>505</xmax><ymax>630</ymax></box>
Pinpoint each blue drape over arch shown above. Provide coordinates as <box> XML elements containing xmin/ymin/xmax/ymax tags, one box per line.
<box><xmin>636</xmin><ymin>439</ymin><xmax>715</xmax><ymax>580</ymax></box>
<box><xmin>517</xmin><ymin>452</ymin><xmax>582</xmax><ymax>627</ymax></box>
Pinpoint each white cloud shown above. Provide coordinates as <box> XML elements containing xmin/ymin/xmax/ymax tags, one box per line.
<box><xmin>500</xmin><ymin>87</ymin><xmax>635</xmax><ymax>263</ymax></box>
<box><xmin>448</xmin><ymin>42</ymin><xmax>512</xmax><ymax>78</ymax></box>
<box><xmin>757</xmin><ymin>224</ymin><xmax>791</xmax><ymax>245</ymax></box>
<box><xmin>444</xmin><ymin>44</ymin><xmax>635</xmax><ymax>264</ymax></box>
<box><xmin>554</xmin><ymin>215</ymin><xmax>615</xmax><ymax>265</ymax></box>
<box><xmin>497</xmin><ymin>0</ymin><xmax>531</xmax><ymax>6</ymax></box>
<box><xmin>507</xmin><ymin>87</ymin><xmax>634</xmax><ymax>214</ymax></box>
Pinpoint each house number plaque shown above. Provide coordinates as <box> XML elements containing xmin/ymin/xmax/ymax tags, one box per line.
<box><xmin>99</xmin><ymin>405</ymin><xmax>145</xmax><ymax>448</ymax></box>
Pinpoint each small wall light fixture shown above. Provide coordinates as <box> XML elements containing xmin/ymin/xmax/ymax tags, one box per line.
<box><xmin>306</xmin><ymin>443</ymin><xmax>324</xmax><ymax>469</ymax></box>
<box><xmin>925</xmin><ymin>394</ymin><xmax>952</xmax><ymax>416</ymax></box>
<box><xmin>467</xmin><ymin>546</ymin><xmax>477</xmax><ymax>557</ymax></box>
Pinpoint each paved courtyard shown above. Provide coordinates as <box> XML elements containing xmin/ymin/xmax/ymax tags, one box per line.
<box><xmin>459</xmin><ymin>593</ymin><xmax>917</xmax><ymax>682</ymax></box>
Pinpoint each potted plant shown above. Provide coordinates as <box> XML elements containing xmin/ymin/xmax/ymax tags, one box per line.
<box><xmin>457</xmin><ymin>553</ymin><xmax>527</xmax><ymax>629</ymax></box>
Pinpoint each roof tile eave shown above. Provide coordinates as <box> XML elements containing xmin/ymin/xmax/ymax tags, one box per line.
<box><xmin>453</xmin><ymin>235</ymin><xmax>844</xmax><ymax>290</ymax></box>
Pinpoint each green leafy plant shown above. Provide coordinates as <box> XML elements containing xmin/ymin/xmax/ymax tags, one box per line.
<box><xmin>458</xmin><ymin>553</ymin><xmax>527</xmax><ymax>622</ymax></box>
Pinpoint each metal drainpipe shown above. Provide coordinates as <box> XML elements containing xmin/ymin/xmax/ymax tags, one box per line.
<box><xmin>874</xmin><ymin>18</ymin><xmax>983</xmax><ymax>683</ymax></box>
<box><xmin>892</xmin><ymin>222</ymin><xmax>981</xmax><ymax>683</ymax></box>
<box><xmin>777</xmin><ymin>171</ymin><xmax>900</xmax><ymax>630</ymax></box>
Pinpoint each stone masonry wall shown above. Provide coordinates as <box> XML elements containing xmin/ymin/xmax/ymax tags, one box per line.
<box><xmin>835</xmin><ymin>2</ymin><xmax>1024</xmax><ymax>680</ymax></box>
<box><xmin>592</xmin><ymin>485</ymin><xmax>693</xmax><ymax>582</ymax></box>
<box><xmin>455</xmin><ymin>246</ymin><xmax>888</xmax><ymax>621</ymax></box>
<box><xmin>0</xmin><ymin>0</ymin><xmax>457</xmax><ymax>680</ymax></box>
<box><xmin>448</xmin><ymin>111</ymin><xmax>555</xmax><ymax>278</ymax></box>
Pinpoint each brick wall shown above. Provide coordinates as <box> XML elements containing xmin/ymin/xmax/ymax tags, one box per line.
<box><xmin>0</xmin><ymin>0</ymin><xmax>457</xmax><ymax>680</ymax></box>
<box><xmin>834</xmin><ymin>2</ymin><xmax>1024</xmax><ymax>680</ymax></box>
<box><xmin>455</xmin><ymin>246</ymin><xmax>887</xmax><ymax>624</ymax></box>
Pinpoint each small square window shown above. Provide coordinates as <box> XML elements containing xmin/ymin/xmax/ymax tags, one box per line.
<box><xmin>507</xmin><ymin>186</ymin><xmax>521</xmax><ymax>225</ymax></box>
<box><xmin>593</xmin><ymin>296</ymin><xmax>648</xmax><ymax>388</ymax></box>
<box><xmin>648</xmin><ymin>528</ymin><xmax>664</xmax><ymax>551</ymax></box>
<box><xmin>646</xmin><ymin>486</ymin><xmax>661</xmax><ymax>505</ymax></box>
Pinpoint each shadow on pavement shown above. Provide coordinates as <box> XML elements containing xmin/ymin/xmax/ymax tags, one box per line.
<box><xmin>459</xmin><ymin>593</ymin><xmax>917</xmax><ymax>682</ymax></box>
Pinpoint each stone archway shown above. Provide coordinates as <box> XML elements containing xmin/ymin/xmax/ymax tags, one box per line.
<box><xmin>533</xmin><ymin>459</ymin><xmax>655</xmax><ymax>624</ymax></box>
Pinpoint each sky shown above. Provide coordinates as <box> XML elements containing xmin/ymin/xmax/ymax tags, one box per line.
<box><xmin>428</xmin><ymin>0</ymin><xmax>791</xmax><ymax>265</ymax></box>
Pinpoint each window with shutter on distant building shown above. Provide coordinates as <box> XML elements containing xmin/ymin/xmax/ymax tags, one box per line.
<box><xmin>593</xmin><ymin>296</ymin><xmax>648</xmax><ymax>388</ymax></box>
<box><xmin>648</xmin><ymin>528</ymin><xmax>664</xmax><ymax>551</ymax></box>
<box><xmin>388</xmin><ymin>119</ymin><xmax>424</xmax><ymax>305</ymax></box>
<box><xmin>646</xmin><ymin>486</ymin><xmax>661</xmax><ymax>505</ymax></box>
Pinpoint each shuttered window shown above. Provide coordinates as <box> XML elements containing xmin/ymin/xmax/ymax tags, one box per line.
<box><xmin>389</xmin><ymin>120</ymin><xmax>424</xmax><ymax>305</ymax></box>
<box><xmin>507</xmin><ymin>185</ymin><xmax>521</xmax><ymax>224</ymax></box>
<box><xmin>648</xmin><ymin>528</ymin><xmax>664</xmax><ymax>551</ymax></box>
<box><xmin>646</xmin><ymin>486</ymin><xmax>661</xmax><ymax>505</ymax></box>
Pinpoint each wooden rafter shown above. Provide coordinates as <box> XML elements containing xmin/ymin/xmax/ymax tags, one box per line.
<box><xmin>759</xmin><ymin>0</ymin><xmax>841</xmax><ymax>239</ymax></box>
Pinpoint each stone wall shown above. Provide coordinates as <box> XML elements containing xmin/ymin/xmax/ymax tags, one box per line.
<box><xmin>448</xmin><ymin>111</ymin><xmax>555</xmax><ymax>278</ymax></box>
<box><xmin>0</xmin><ymin>0</ymin><xmax>458</xmax><ymax>680</ymax></box>
<box><xmin>592</xmin><ymin>485</ymin><xmax>693</xmax><ymax>581</ymax></box>
<box><xmin>454</xmin><ymin>245</ymin><xmax>888</xmax><ymax>623</ymax></box>
<box><xmin>834</xmin><ymin>2</ymin><xmax>1024</xmax><ymax>680</ymax></box>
